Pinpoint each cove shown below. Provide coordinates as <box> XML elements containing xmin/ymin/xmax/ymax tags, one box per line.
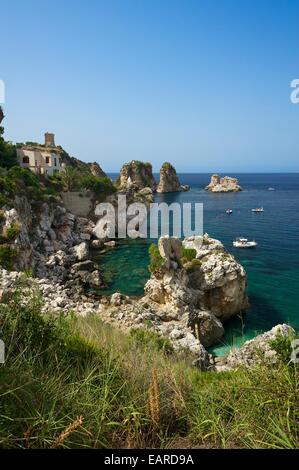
<box><xmin>94</xmin><ymin>173</ymin><xmax>299</xmax><ymax>355</ymax></box>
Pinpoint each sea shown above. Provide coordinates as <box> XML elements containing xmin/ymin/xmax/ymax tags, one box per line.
<box><xmin>93</xmin><ymin>173</ymin><xmax>299</xmax><ymax>355</ymax></box>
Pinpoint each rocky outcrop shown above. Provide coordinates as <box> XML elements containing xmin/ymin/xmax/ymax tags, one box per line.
<box><xmin>216</xmin><ymin>324</ymin><xmax>295</xmax><ymax>371</ymax></box>
<box><xmin>116</xmin><ymin>161</ymin><xmax>156</xmax><ymax>192</ymax></box>
<box><xmin>0</xmin><ymin>265</ymin><xmax>294</xmax><ymax>373</ymax></box>
<box><xmin>88</xmin><ymin>162</ymin><xmax>107</xmax><ymax>178</ymax></box>
<box><xmin>0</xmin><ymin>268</ymin><xmax>101</xmax><ymax>316</ymax></box>
<box><xmin>205</xmin><ymin>174</ymin><xmax>242</xmax><ymax>192</ymax></box>
<box><xmin>0</xmin><ymin>196</ymin><xmax>105</xmax><ymax>290</ymax></box>
<box><xmin>145</xmin><ymin>235</ymin><xmax>248</xmax><ymax>323</ymax></box>
<box><xmin>156</xmin><ymin>162</ymin><xmax>189</xmax><ymax>193</ymax></box>
<box><xmin>182</xmin><ymin>235</ymin><xmax>249</xmax><ymax>320</ymax></box>
<box><xmin>100</xmin><ymin>234</ymin><xmax>248</xmax><ymax>362</ymax></box>
<box><xmin>59</xmin><ymin>149</ymin><xmax>107</xmax><ymax>178</ymax></box>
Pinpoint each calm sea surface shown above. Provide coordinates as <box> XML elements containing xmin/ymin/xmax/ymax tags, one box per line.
<box><xmin>94</xmin><ymin>173</ymin><xmax>299</xmax><ymax>354</ymax></box>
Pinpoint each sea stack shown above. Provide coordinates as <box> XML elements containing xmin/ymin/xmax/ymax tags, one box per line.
<box><xmin>205</xmin><ymin>174</ymin><xmax>242</xmax><ymax>192</ymax></box>
<box><xmin>156</xmin><ymin>162</ymin><xmax>189</xmax><ymax>193</ymax></box>
<box><xmin>116</xmin><ymin>160</ymin><xmax>156</xmax><ymax>192</ymax></box>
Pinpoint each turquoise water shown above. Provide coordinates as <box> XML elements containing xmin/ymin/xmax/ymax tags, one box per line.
<box><xmin>94</xmin><ymin>174</ymin><xmax>299</xmax><ymax>355</ymax></box>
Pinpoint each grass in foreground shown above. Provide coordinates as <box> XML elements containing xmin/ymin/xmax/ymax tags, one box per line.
<box><xmin>0</xmin><ymin>288</ymin><xmax>298</xmax><ymax>449</ymax></box>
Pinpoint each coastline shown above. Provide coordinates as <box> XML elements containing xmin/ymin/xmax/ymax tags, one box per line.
<box><xmin>97</xmin><ymin>172</ymin><xmax>299</xmax><ymax>355</ymax></box>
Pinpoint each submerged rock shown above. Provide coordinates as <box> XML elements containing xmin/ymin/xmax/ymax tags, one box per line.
<box><xmin>157</xmin><ymin>162</ymin><xmax>189</xmax><ymax>193</ymax></box>
<box><xmin>205</xmin><ymin>174</ymin><xmax>242</xmax><ymax>192</ymax></box>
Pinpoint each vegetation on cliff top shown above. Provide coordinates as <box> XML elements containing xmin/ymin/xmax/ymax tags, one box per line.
<box><xmin>0</xmin><ymin>288</ymin><xmax>298</xmax><ymax>449</ymax></box>
<box><xmin>0</xmin><ymin>126</ymin><xmax>17</xmax><ymax>169</ymax></box>
<box><xmin>50</xmin><ymin>168</ymin><xmax>116</xmax><ymax>195</ymax></box>
<box><xmin>123</xmin><ymin>160</ymin><xmax>152</xmax><ymax>169</ymax></box>
<box><xmin>161</xmin><ymin>162</ymin><xmax>174</xmax><ymax>170</ymax></box>
<box><xmin>148</xmin><ymin>243</ymin><xmax>165</xmax><ymax>273</ymax></box>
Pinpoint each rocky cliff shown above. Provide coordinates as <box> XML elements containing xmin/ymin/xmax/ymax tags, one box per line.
<box><xmin>0</xmin><ymin>194</ymin><xmax>105</xmax><ymax>290</ymax></box>
<box><xmin>59</xmin><ymin>148</ymin><xmax>107</xmax><ymax>177</ymax></box>
<box><xmin>205</xmin><ymin>174</ymin><xmax>242</xmax><ymax>192</ymax></box>
<box><xmin>116</xmin><ymin>160</ymin><xmax>156</xmax><ymax>192</ymax></box>
<box><xmin>156</xmin><ymin>162</ymin><xmax>189</xmax><ymax>193</ymax></box>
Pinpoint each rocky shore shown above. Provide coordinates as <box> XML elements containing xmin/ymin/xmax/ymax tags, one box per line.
<box><xmin>98</xmin><ymin>234</ymin><xmax>251</xmax><ymax>369</ymax></box>
<box><xmin>0</xmin><ymin>195</ymin><xmax>109</xmax><ymax>290</ymax></box>
<box><xmin>205</xmin><ymin>174</ymin><xmax>242</xmax><ymax>192</ymax></box>
<box><xmin>0</xmin><ymin>151</ymin><xmax>291</xmax><ymax>372</ymax></box>
<box><xmin>0</xmin><ymin>223</ymin><xmax>293</xmax><ymax>370</ymax></box>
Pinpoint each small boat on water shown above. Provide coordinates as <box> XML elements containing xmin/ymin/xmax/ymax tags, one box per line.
<box><xmin>226</xmin><ymin>209</ymin><xmax>233</xmax><ymax>214</ymax></box>
<box><xmin>233</xmin><ymin>238</ymin><xmax>257</xmax><ymax>248</ymax></box>
<box><xmin>268</xmin><ymin>187</ymin><xmax>275</xmax><ymax>191</ymax></box>
<box><xmin>251</xmin><ymin>207</ymin><xmax>264</xmax><ymax>213</ymax></box>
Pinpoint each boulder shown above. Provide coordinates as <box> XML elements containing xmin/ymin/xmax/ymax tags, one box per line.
<box><xmin>190</xmin><ymin>310</ymin><xmax>224</xmax><ymax>348</ymax></box>
<box><xmin>158</xmin><ymin>236</ymin><xmax>182</xmax><ymax>269</ymax></box>
<box><xmin>91</xmin><ymin>239</ymin><xmax>105</xmax><ymax>249</ymax></box>
<box><xmin>104</xmin><ymin>240</ymin><xmax>116</xmax><ymax>248</ymax></box>
<box><xmin>71</xmin><ymin>242</ymin><xmax>89</xmax><ymax>261</ymax></box>
<box><xmin>110</xmin><ymin>292</ymin><xmax>130</xmax><ymax>306</ymax></box>
<box><xmin>72</xmin><ymin>260</ymin><xmax>96</xmax><ymax>272</ymax></box>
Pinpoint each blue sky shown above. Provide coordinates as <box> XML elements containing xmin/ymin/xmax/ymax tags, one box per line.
<box><xmin>1</xmin><ymin>0</ymin><xmax>299</xmax><ymax>172</ymax></box>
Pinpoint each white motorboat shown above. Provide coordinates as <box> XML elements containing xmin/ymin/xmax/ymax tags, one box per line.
<box><xmin>226</xmin><ymin>209</ymin><xmax>233</xmax><ymax>214</ymax></box>
<box><xmin>268</xmin><ymin>187</ymin><xmax>275</xmax><ymax>191</ymax></box>
<box><xmin>251</xmin><ymin>207</ymin><xmax>264</xmax><ymax>213</ymax></box>
<box><xmin>233</xmin><ymin>238</ymin><xmax>257</xmax><ymax>248</ymax></box>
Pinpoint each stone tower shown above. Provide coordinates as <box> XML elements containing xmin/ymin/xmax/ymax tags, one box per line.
<box><xmin>45</xmin><ymin>132</ymin><xmax>55</xmax><ymax>147</ymax></box>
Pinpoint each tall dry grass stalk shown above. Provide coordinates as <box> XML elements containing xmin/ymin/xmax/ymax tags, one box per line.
<box><xmin>51</xmin><ymin>415</ymin><xmax>84</xmax><ymax>448</ymax></box>
<box><xmin>148</xmin><ymin>368</ymin><xmax>160</xmax><ymax>425</ymax></box>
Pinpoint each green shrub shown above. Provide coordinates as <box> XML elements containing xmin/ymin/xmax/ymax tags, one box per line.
<box><xmin>0</xmin><ymin>127</ymin><xmax>17</xmax><ymax>169</ymax></box>
<box><xmin>5</xmin><ymin>222</ymin><xmax>21</xmax><ymax>241</ymax></box>
<box><xmin>1</xmin><ymin>288</ymin><xmax>100</xmax><ymax>367</ymax></box>
<box><xmin>148</xmin><ymin>243</ymin><xmax>165</xmax><ymax>273</ymax></box>
<box><xmin>130</xmin><ymin>328</ymin><xmax>174</xmax><ymax>354</ymax></box>
<box><xmin>0</xmin><ymin>166</ymin><xmax>47</xmax><ymax>203</ymax></box>
<box><xmin>59</xmin><ymin>166</ymin><xmax>81</xmax><ymax>191</ymax></box>
<box><xmin>0</xmin><ymin>246</ymin><xmax>18</xmax><ymax>270</ymax></box>
<box><xmin>161</xmin><ymin>162</ymin><xmax>173</xmax><ymax>170</ymax></box>
<box><xmin>44</xmin><ymin>187</ymin><xmax>58</xmax><ymax>196</ymax></box>
<box><xmin>184</xmin><ymin>258</ymin><xmax>202</xmax><ymax>270</ymax></box>
<box><xmin>181</xmin><ymin>247</ymin><xmax>197</xmax><ymax>264</ymax></box>
<box><xmin>80</xmin><ymin>175</ymin><xmax>116</xmax><ymax>194</ymax></box>
<box><xmin>269</xmin><ymin>331</ymin><xmax>298</xmax><ymax>364</ymax></box>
